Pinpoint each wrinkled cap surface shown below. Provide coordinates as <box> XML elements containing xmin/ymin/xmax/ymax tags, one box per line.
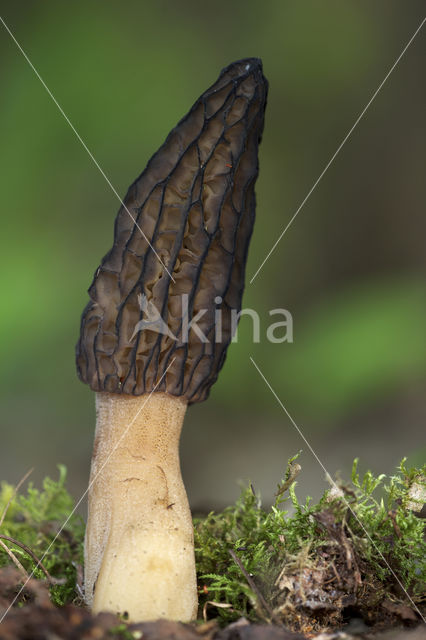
<box><xmin>76</xmin><ymin>58</ymin><xmax>268</xmax><ymax>403</ymax></box>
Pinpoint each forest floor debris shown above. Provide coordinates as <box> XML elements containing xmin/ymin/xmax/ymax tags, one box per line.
<box><xmin>0</xmin><ymin>457</ymin><xmax>424</xmax><ymax>639</ymax></box>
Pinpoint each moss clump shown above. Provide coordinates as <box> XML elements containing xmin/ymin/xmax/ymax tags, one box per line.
<box><xmin>0</xmin><ymin>457</ymin><xmax>424</xmax><ymax>633</ymax></box>
<box><xmin>193</xmin><ymin>455</ymin><xmax>425</xmax><ymax>629</ymax></box>
<box><xmin>0</xmin><ymin>465</ymin><xmax>84</xmax><ymax>606</ymax></box>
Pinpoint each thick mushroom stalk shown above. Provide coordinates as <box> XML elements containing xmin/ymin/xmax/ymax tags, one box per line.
<box><xmin>77</xmin><ymin>58</ymin><xmax>267</xmax><ymax>621</ymax></box>
<box><xmin>85</xmin><ymin>393</ymin><xmax>196</xmax><ymax>620</ymax></box>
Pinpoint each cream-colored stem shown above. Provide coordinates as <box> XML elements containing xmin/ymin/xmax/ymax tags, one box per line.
<box><xmin>84</xmin><ymin>392</ymin><xmax>197</xmax><ymax>622</ymax></box>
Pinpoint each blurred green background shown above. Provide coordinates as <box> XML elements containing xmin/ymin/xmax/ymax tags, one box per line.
<box><xmin>0</xmin><ymin>1</ymin><xmax>425</xmax><ymax>512</ymax></box>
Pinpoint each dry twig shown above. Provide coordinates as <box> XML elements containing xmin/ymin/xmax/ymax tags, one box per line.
<box><xmin>0</xmin><ymin>539</ymin><xmax>28</xmax><ymax>578</ymax></box>
<box><xmin>0</xmin><ymin>534</ymin><xmax>62</xmax><ymax>585</ymax></box>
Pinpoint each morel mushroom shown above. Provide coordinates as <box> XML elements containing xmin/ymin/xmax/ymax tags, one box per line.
<box><xmin>76</xmin><ymin>58</ymin><xmax>268</xmax><ymax>622</ymax></box>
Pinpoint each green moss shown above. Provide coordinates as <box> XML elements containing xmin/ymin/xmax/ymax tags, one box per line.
<box><xmin>0</xmin><ymin>458</ymin><xmax>424</xmax><ymax>624</ymax></box>
<box><xmin>193</xmin><ymin>454</ymin><xmax>426</xmax><ymax>624</ymax></box>
<box><xmin>0</xmin><ymin>465</ymin><xmax>84</xmax><ymax>606</ymax></box>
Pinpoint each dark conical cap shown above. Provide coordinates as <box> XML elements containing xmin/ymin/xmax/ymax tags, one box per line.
<box><xmin>76</xmin><ymin>58</ymin><xmax>268</xmax><ymax>403</ymax></box>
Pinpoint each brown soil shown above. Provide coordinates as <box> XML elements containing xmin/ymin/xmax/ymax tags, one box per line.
<box><xmin>0</xmin><ymin>567</ymin><xmax>424</xmax><ymax>640</ymax></box>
